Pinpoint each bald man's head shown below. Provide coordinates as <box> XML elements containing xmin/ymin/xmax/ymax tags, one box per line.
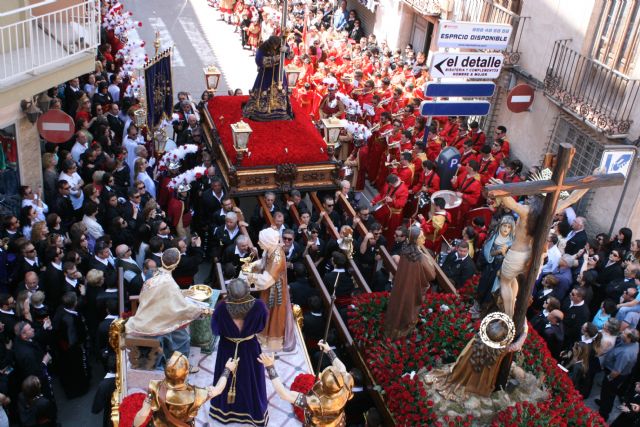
<box><xmin>115</xmin><ymin>244</ymin><xmax>129</xmax><ymax>258</ymax></box>
<box><xmin>548</xmin><ymin>309</ymin><xmax>564</xmax><ymax>325</ymax></box>
<box><xmin>24</xmin><ymin>272</ymin><xmax>39</xmax><ymax>290</ymax></box>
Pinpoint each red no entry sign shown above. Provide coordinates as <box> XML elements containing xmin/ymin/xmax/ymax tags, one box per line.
<box><xmin>507</xmin><ymin>84</ymin><xmax>535</xmax><ymax>113</ymax></box>
<box><xmin>37</xmin><ymin>109</ymin><xmax>75</xmax><ymax>143</ymax></box>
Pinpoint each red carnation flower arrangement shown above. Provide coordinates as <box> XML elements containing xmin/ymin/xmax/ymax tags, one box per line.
<box><xmin>118</xmin><ymin>392</ymin><xmax>149</xmax><ymax>427</ymax></box>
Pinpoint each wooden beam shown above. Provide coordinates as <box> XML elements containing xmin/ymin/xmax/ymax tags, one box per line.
<box><xmin>283</xmin><ymin>194</ymin><xmax>307</xmax><ymax>244</ymax></box>
<box><xmin>310</xmin><ymin>192</ymin><xmax>372</xmax><ymax>293</ymax></box>
<box><xmin>214</xmin><ymin>262</ymin><xmax>227</xmax><ymax>296</ymax></box>
<box><xmin>257</xmin><ymin>196</ymin><xmax>276</xmax><ymax>227</ymax></box>
<box><xmin>303</xmin><ymin>255</ymin><xmax>395</xmax><ymax>426</ymax></box>
<box><xmin>487</xmin><ymin>173</ymin><xmax>625</xmax><ymax>198</ymax></box>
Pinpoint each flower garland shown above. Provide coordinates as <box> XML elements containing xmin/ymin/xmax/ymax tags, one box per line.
<box><xmin>289</xmin><ymin>373</ymin><xmax>316</xmax><ymax>422</ymax></box>
<box><xmin>168</xmin><ymin>166</ymin><xmax>208</xmax><ymax>190</ymax></box>
<box><xmin>346</xmin><ymin>276</ymin><xmax>606</xmax><ymax>426</ymax></box>
<box><xmin>158</xmin><ymin>144</ymin><xmax>199</xmax><ymax>172</ymax></box>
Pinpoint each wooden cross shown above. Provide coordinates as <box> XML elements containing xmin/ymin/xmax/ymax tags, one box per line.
<box><xmin>486</xmin><ymin>142</ymin><xmax>625</xmax><ymax>388</ymax></box>
<box><xmin>486</xmin><ymin>142</ymin><xmax>625</xmax><ymax>337</ymax></box>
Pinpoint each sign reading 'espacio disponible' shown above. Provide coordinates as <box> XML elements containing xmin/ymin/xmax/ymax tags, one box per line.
<box><xmin>430</xmin><ymin>52</ymin><xmax>504</xmax><ymax>79</ymax></box>
<box><xmin>436</xmin><ymin>21</ymin><xmax>513</xmax><ymax>50</ymax></box>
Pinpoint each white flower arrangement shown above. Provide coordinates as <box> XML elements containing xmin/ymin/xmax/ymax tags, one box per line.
<box><xmin>158</xmin><ymin>145</ymin><xmax>199</xmax><ymax>172</ymax></box>
<box><xmin>168</xmin><ymin>166</ymin><xmax>208</xmax><ymax>190</ymax></box>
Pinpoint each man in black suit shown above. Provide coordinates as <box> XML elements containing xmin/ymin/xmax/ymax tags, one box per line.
<box><xmin>199</xmin><ymin>177</ymin><xmax>226</xmax><ymax>224</ymax></box>
<box><xmin>212</xmin><ymin>212</ymin><xmax>241</xmax><ymax>260</ymax></box>
<box><xmin>564</xmin><ymin>216</ymin><xmax>588</xmax><ymax>255</ymax></box>
<box><xmin>311</xmin><ymin>195</ymin><xmax>342</xmax><ymax>240</ymax></box>
<box><xmin>441</xmin><ymin>241</ymin><xmax>476</xmax><ymax>288</ymax></box>
<box><xmin>0</xmin><ymin>294</ymin><xmax>17</xmax><ymax>342</ymax></box>
<box><xmin>145</xmin><ymin>236</ymin><xmax>164</xmax><ymax>267</ymax></box>
<box><xmin>282</xmin><ymin>229</ymin><xmax>303</xmax><ymax>283</ymax></box>
<box><xmin>221</xmin><ymin>235</ymin><xmax>254</xmax><ymax>276</ymax></box>
<box><xmin>12</xmin><ymin>241</ymin><xmax>43</xmax><ymax>289</ymax></box>
<box><xmin>562</xmin><ymin>287</ymin><xmax>590</xmax><ymax>350</ymax></box>
<box><xmin>90</xmin><ymin>241</ymin><xmax>117</xmax><ymax>290</ymax></box>
<box><xmin>106</xmin><ymin>103</ymin><xmax>124</xmax><ymax>144</ymax></box>
<box><xmin>114</xmin><ymin>244</ymin><xmax>143</xmax><ymax>297</ymax></box>
<box><xmin>250</xmin><ymin>191</ymin><xmax>286</xmax><ymax>232</ymax></box>
<box><xmin>52</xmin><ymin>180</ymin><xmax>75</xmax><ymax>230</ymax></box>
<box><xmin>541</xmin><ymin>309</ymin><xmax>565</xmax><ymax>360</ymax></box>
<box><xmin>96</xmin><ymin>300</ymin><xmax>118</xmax><ymax>370</ymax></box>
<box><xmin>13</xmin><ymin>321</ymin><xmax>55</xmax><ymax>400</ymax></box>
<box><xmin>303</xmin><ymin>296</ymin><xmax>325</xmax><ymax>343</ymax></box>
<box><xmin>62</xmin><ymin>77</ymin><xmax>82</xmax><ymax>116</ymax></box>
<box><xmin>62</xmin><ymin>261</ymin><xmax>85</xmax><ymax>299</ymax></box>
<box><xmin>42</xmin><ymin>246</ymin><xmax>65</xmax><ymax>310</ymax></box>
<box><xmin>323</xmin><ymin>252</ymin><xmax>354</xmax><ymax>301</ymax></box>
<box><xmin>172</xmin><ymin>237</ymin><xmax>204</xmax><ymax>289</ymax></box>
<box><xmin>118</xmin><ymin>188</ymin><xmax>144</xmax><ymax>232</ymax></box>
<box><xmin>289</xmin><ymin>263</ymin><xmax>317</xmax><ymax>308</ymax></box>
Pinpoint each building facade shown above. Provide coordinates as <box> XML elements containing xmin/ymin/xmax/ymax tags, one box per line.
<box><xmin>0</xmin><ymin>0</ymin><xmax>99</xmax><ymax>213</ymax></box>
<box><xmin>367</xmin><ymin>0</ymin><xmax>640</xmax><ymax>235</ymax></box>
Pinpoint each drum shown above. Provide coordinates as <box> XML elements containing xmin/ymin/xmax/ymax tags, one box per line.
<box><xmin>431</xmin><ymin>190</ymin><xmax>462</xmax><ymax>209</ymax></box>
<box><xmin>431</xmin><ymin>190</ymin><xmax>463</xmax><ymax>234</ymax></box>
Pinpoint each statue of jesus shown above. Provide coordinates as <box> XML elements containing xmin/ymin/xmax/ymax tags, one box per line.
<box><xmin>491</xmin><ymin>178</ymin><xmax>590</xmax><ymax>318</ymax></box>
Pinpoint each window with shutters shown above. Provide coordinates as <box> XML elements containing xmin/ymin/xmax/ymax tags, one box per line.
<box><xmin>592</xmin><ymin>0</ymin><xmax>640</xmax><ymax>74</ymax></box>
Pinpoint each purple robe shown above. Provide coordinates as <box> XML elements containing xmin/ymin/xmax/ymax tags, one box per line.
<box><xmin>209</xmin><ymin>300</ymin><xmax>269</xmax><ymax>426</ymax></box>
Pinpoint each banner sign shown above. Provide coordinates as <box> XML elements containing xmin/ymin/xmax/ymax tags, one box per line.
<box><xmin>144</xmin><ymin>50</ymin><xmax>173</xmax><ymax>129</ymax></box>
<box><xmin>430</xmin><ymin>52</ymin><xmax>504</xmax><ymax>79</ymax></box>
<box><xmin>436</xmin><ymin>21</ymin><xmax>512</xmax><ymax>50</ymax></box>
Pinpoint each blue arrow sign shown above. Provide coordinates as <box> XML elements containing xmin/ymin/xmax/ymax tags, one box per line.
<box><xmin>425</xmin><ymin>82</ymin><xmax>496</xmax><ymax>98</ymax></box>
<box><xmin>420</xmin><ymin>100</ymin><xmax>491</xmax><ymax>116</ymax></box>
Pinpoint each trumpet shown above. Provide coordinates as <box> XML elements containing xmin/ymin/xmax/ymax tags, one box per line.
<box><xmin>385</xmin><ymin>159</ymin><xmax>400</xmax><ymax>168</ymax></box>
<box><xmin>369</xmin><ymin>122</ymin><xmax>381</xmax><ymax>133</ymax></box>
<box><xmin>379</xmin><ymin>128</ymin><xmax>393</xmax><ymax>139</ymax></box>
<box><xmin>379</xmin><ymin>96</ymin><xmax>392</xmax><ymax>106</ymax></box>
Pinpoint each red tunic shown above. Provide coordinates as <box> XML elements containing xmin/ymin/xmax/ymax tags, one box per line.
<box><xmin>371</xmin><ymin>182</ymin><xmax>409</xmax><ymax>242</ymax></box>
<box><xmin>478</xmin><ymin>156</ymin><xmax>499</xmax><ymax>185</ymax></box>
<box><xmin>454</xmin><ymin>175</ymin><xmax>482</xmax><ymax>209</ymax></box>
<box><xmin>460</xmin><ymin>150</ymin><xmax>479</xmax><ymax>167</ymax></box>
<box><xmin>468</xmin><ymin>130</ymin><xmax>486</xmax><ymax>151</ymax></box>
<box><xmin>167</xmin><ymin>197</ymin><xmax>192</xmax><ymax>229</ymax></box>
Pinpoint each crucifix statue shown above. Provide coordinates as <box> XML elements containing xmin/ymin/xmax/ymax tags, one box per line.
<box><xmin>424</xmin><ymin>143</ymin><xmax>625</xmax><ymax>398</ymax></box>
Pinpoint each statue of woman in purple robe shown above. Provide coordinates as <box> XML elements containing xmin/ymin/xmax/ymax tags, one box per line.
<box><xmin>209</xmin><ymin>279</ymin><xmax>269</xmax><ymax>426</ymax></box>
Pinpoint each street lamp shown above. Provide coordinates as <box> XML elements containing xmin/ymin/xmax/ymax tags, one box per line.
<box><xmin>231</xmin><ymin>119</ymin><xmax>253</xmax><ymax>165</ymax></box>
<box><xmin>321</xmin><ymin>117</ymin><xmax>345</xmax><ymax>162</ymax></box>
<box><xmin>284</xmin><ymin>64</ymin><xmax>302</xmax><ymax>90</ymax></box>
<box><xmin>20</xmin><ymin>99</ymin><xmax>42</xmax><ymax>124</ymax></box>
<box><xmin>154</xmin><ymin>127</ymin><xmax>169</xmax><ymax>157</ymax></box>
<box><xmin>204</xmin><ymin>65</ymin><xmax>222</xmax><ymax>91</ymax></box>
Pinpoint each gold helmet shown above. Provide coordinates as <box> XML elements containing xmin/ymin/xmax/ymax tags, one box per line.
<box><xmin>316</xmin><ymin>366</ymin><xmax>344</xmax><ymax>395</ymax></box>
<box><xmin>164</xmin><ymin>351</ymin><xmax>189</xmax><ymax>387</ymax></box>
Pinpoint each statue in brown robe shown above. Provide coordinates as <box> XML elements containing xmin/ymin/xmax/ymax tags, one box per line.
<box><xmin>383</xmin><ymin>227</ymin><xmax>436</xmax><ymax>341</ymax></box>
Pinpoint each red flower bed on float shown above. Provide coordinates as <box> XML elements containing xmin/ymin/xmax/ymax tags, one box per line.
<box><xmin>118</xmin><ymin>392</ymin><xmax>150</xmax><ymax>427</ymax></box>
<box><xmin>207</xmin><ymin>96</ymin><xmax>328</xmax><ymax>167</ymax></box>
<box><xmin>347</xmin><ymin>277</ymin><xmax>606</xmax><ymax>427</ymax></box>
<box><xmin>289</xmin><ymin>373</ymin><xmax>316</xmax><ymax>422</ymax></box>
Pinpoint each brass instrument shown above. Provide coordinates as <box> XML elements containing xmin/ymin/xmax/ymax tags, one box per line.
<box><xmin>384</xmin><ymin>159</ymin><xmax>400</xmax><ymax>168</ymax></box>
<box><xmin>379</xmin><ymin>96</ymin><xmax>392</xmax><ymax>106</ymax></box>
<box><xmin>379</xmin><ymin>128</ymin><xmax>393</xmax><ymax>139</ymax></box>
<box><xmin>369</xmin><ymin>122</ymin><xmax>381</xmax><ymax>133</ymax></box>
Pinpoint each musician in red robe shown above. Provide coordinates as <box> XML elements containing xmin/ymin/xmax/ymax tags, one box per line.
<box><xmin>460</xmin><ymin>140</ymin><xmax>479</xmax><ymax>167</ymax></box>
<box><xmin>438</xmin><ymin>116</ymin><xmax>459</xmax><ymax>146</ymax></box>
<box><xmin>477</xmin><ymin>145</ymin><xmax>499</xmax><ymax>186</ymax></box>
<box><xmin>367</xmin><ymin>111</ymin><xmax>392</xmax><ymax>183</ymax></box>
<box><xmin>371</xmin><ymin>174</ymin><xmax>409</xmax><ymax>243</ymax></box>
<box><xmin>401</xmin><ymin>105</ymin><xmax>416</xmax><ymax>130</ymax></box>
<box><xmin>495</xmin><ymin>126</ymin><xmax>510</xmax><ymax>157</ymax></box>
<box><xmin>452</xmin><ymin>160</ymin><xmax>482</xmax><ymax>221</ymax></box>
<box><xmin>376</xmin><ymin>119</ymin><xmax>403</xmax><ymax>190</ymax></box>
<box><xmin>411</xmin><ymin>143</ymin><xmax>428</xmax><ymax>184</ymax></box>
<box><xmin>406</xmin><ymin>159</ymin><xmax>440</xmax><ymax>219</ymax></box>
<box><xmin>451</xmin><ymin>123</ymin><xmax>469</xmax><ymax>150</ymax></box>
<box><xmin>417</xmin><ymin>197</ymin><xmax>451</xmax><ymax>252</ymax></box>
<box><xmin>393</xmin><ymin>152</ymin><xmax>414</xmax><ymax>188</ymax></box>
<box><xmin>468</xmin><ymin>121</ymin><xmax>486</xmax><ymax>151</ymax></box>
<box><xmin>426</xmin><ymin>126</ymin><xmax>443</xmax><ymax>161</ymax></box>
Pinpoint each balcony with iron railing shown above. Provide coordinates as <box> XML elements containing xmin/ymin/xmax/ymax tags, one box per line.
<box><xmin>544</xmin><ymin>40</ymin><xmax>640</xmax><ymax>138</ymax></box>
<box><xmin>0</xmin><ymin>0</ymin><xmax>99</xmax><ymax>89</ymax></box>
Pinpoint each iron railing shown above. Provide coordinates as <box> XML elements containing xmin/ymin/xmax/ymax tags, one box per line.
<box><xmin>544</xmin><ymin>40</ymin><xmax>640</xmax><ymax>137</ymax></box>
<box><xmin>0</xmin><ymin>0</ymin><xmax>99</xmax><ymax>84</ymax></box>
<box><xmin>453</xmin><ymin>0</ymin><xmax>525</xmax><ymax>65</ymax></box>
